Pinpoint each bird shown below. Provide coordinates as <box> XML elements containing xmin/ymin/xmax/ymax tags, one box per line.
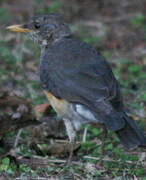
<box><xmin>7</xmin><ymin>14</ymin><xmax>146</xmax><ymax>154</ymax></box>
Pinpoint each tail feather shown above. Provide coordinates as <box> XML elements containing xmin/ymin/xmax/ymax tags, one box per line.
<box><xmin>116</xmin><ymin>112</ymin><xmax>146</xmax><ymax>150</ymax></box>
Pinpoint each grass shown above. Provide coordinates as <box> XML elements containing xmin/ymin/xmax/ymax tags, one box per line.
<box><xmin>0</xmin><ymin>0</ymin><xmax>146</xmax><ymax>179</ymax></box>
<box><xmin>0</xmin><ymin>126</ymin><xmax>146</xmax><ymax>179</ymax></box>
<box><xmin>131</xmin><ymin>13</ymin><xmax>146</xmax><ymax>29</ymax></box>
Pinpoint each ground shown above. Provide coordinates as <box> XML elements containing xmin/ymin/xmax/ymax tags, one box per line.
<box><xmin>0</xmin><ymin>0</ymin><xmax>146</xmax><ymax>179</ymax></box>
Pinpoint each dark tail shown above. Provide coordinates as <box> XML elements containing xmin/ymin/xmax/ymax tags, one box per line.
<box><xmin>116</xmin><ymin>112</ymin><xmax>146</xmax><ymax>150</ymax></box>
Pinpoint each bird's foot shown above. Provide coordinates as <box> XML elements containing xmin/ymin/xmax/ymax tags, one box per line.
<box><xmin>66</xmin><ymin>142</ymin><xmax>74</xmax><ymax>166</ymax></box>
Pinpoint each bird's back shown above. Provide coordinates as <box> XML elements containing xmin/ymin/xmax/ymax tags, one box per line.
<box><xmin>40</xmin><ymin>37</ymin><xmax>123</xmax><ymax>111</ymax></box>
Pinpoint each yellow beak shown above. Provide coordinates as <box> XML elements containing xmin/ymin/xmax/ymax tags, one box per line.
<box><xmin>6</xmin><ymin>24</ymin><xmax>33</xmax><ymax>33</ymax></box>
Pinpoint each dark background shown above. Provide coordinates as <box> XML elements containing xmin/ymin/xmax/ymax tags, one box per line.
<box><xmin>0</xmin><ymin>0</ymin><xmax>146</xmax><ymax>179</ymax></box>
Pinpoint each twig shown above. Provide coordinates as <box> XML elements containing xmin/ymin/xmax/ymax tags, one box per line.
<box><xmin>83</xmin><ymin>156</ymin><xmax>144</xmax><ymax>165</ymax></box>
<box><xmin>17</xmin><ymin>155</ymin><xmax>82</xmax><ymax>166</ymax></box>
<box><xmin>83</xmin><ymin>156</ymin><xmax>101</xmax><ymax>161</ymax></box>
<box><xmin>55</xmin><ymin>139</ymin><xmax>80</xmax><ymax>144</ymax></box>
<box><xmin>14</xmin><ymin>129</ymin><xmax>22</xmax><ymax>148</ymax></box>
<box><xmin>46</xmin><ymin>159</ymin><xmax>82</xmax><ymax>165</ymax></box>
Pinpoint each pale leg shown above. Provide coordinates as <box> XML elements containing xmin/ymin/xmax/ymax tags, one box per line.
<box><xmin>63</xmin><ymin>118</ymin><xmax>76</xmax><ymax>165</ymax></box>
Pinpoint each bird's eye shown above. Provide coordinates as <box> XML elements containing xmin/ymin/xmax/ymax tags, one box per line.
<box><xmin>34</xmin><ymin>23</ymin><xmax>41</xmax><ymax>29</ymax></box>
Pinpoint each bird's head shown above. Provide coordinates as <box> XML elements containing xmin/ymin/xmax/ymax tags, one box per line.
<box><xmin>7</xmin><ymin>14</ymin><xmax>71</xmax><ymax>46</ymax></box>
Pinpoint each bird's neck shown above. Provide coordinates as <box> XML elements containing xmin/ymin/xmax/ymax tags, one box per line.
<box><xmin>40</xmin><ymin>37</ymin><xmax>63</xmax><ymax>57</ymax></box>
<box><xmin>40</xmin><ymin>27</ymin><xmax>72</xmax><ymax>49</ymax></box>
<box><xmin>40</xmin><ymin>36</ymin><xmax>63</xmax><ymax>49</ymax></box>
<box><xmin>40</xmin><ymin>35</ymin><xmax>72</xmax><ymax>54</ymax></box>
<box><xmin>40</xmin><ymin>38</ymin><xmax>53</xmax><ymax>52</ymax></box>
<box><xmin>40</xmin><ymin>43</ymin><xmax>48</xmax><ymax>57</ymax></box>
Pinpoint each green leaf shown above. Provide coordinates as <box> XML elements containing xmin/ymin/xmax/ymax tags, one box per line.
<box><xmin>19</xmin><ymin>164</ymin><xmax>32</xmax><ymax>173</ymax></box>
<box><xmin>106</xmin><ymin>143</ymin><xmax>113</xmax><ymax>150</ymax></box>
<box><xmin>0</xmin><ymin>164</ymin><xmax>8</xmax><ymax>171</ymax></box>
<box><xmin>90</xmin><ymin>127</ymin><xmax>102</xmax><ymax>136</ymax></box>
<box><xmin>140</xmin><ymin>93</ymin><xmax>146</xmax><ymax>101</ymax></box>
<box><xmin>2</xmin><ymin>157</ymin><xmax>10</xmax><ymax>165</ymax></box>
<box><xmin>131</xmin><ymin>14</ymin><xmax>146</xmax><ymax>28</ymax></box>
<box><xmin>128</xmin><ymin>65</ymin><xmax>141</xmax><ymax>74</ymax></box>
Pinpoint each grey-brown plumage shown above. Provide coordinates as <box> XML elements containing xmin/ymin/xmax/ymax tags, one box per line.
<box><xmin>7</xmin><ymin>14</ymin><xmax>146</xmax><ymax>150</ymax></box>
<box><xmin>40</xmin><ymin>35</ymin><xmax>146</xmax><ymax>149</ymax></box>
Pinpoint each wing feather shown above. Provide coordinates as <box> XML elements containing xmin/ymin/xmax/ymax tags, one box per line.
<box><xmin>40</xmin><ymin>38</ymin><xmax>125</xmax><ymax>130</ymax></box>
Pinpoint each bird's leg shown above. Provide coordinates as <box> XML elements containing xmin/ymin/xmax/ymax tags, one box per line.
<box><xmin>63</xmin><ymin>118</ymin><xmax>76</xmax><ymax>165</ymax></box>
<box><xmin>82</xmin><ymin>126</ymin><xmax>89</xmax><ymax>143</ymax></box>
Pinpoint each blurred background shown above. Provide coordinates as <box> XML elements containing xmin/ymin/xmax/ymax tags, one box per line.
<box><xmin>0</xmin><ymin>0</ymin><xmax>146</xmax><ymax>179</ymax></box>
<box><xmin>1</xmin><ymin>0</ymin><xmax>146</xmax><ymax>114</ymax></box>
